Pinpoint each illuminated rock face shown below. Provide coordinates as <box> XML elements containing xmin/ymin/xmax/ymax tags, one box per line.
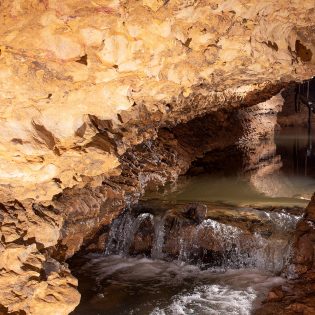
<box><xmin>0</xmin><ymin>0</ymin><xmax>315</xmax><ymax>314</ymax></box>
<box><xmin>0</xmin><ymin>201</ymin><xmax>80</xmax><ymax>315</ymax></box>
<box><xmin>0</xmin><ymin>0</ymin><xmax>314</xmax><ymax>202</ymax></box>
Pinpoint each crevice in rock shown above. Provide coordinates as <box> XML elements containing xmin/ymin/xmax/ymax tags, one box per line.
<box><xmin>295</xmin><ymin>40</ymin><xmax>313</xmax><ymax>62</ymax></box>
<box><xmin>75</xmin><ymin>54</ymin><xmax>88</xmax><ymax>65</ymax></box>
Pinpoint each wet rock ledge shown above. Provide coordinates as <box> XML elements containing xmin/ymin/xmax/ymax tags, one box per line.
<box><xmin>90</xmin><ymin>199</ymin><xmax>303</xmax><ymax>269</ymax></box>
<box><xmin>254</xmin><ymin>194</ymin><xmax>315</xmax><ymax>315</ymax></box>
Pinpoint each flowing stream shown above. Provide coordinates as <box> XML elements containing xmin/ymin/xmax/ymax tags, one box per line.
<box><xmin>72</xmin><ymin>255</ymin><xmax>285</xmax><ymax>315</ymax></box>
<box><xmin>101</xmin><ymin>206</ymin><xmax>301</xmax><ymax>272</ymax></box>
<box><xmin>71</xmin><ymin>127</ymin><xmax>315</xmax><ymax>315</ymax></box>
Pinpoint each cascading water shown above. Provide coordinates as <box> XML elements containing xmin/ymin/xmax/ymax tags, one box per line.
<box><xmin>151</xmin><ymin>215</ymin><xmax>166</xmax><ymax>259</ymax></box>
<box><xmin>71</xmin><ymin>205</ymin><xmax>301</xmax><ymax>315</ymax></box>
<box><xmin>71</xmin><ymin>127</ymin><xmax>313</xmax><ymax>315</ymax></box>
<box><xmin>105</xmin><ymin>211</ymin><xmax>154</xmax><ymax>255</ymax></box>
<box><xmin>104</xmin><ymin>205</ymin><xmax>301</xmax><ymax>273</ymax></box>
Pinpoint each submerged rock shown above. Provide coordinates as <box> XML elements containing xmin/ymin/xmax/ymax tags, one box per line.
<box><xmin>182</xmin><ymin>203</ymin><xmax>207</xmax><ymax>223</ymax></box>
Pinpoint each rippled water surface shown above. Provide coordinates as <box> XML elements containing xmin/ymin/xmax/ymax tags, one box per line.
<box><xmin>72</xmin><ymin>256</ymin><xmax>284</xmax><ymax>315</ymax></box>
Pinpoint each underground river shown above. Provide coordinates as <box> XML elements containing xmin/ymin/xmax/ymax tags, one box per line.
<box><xmin>70</xmin><ymin>126</ymin><xmax>315</xmax><ymax>315</ymax></box>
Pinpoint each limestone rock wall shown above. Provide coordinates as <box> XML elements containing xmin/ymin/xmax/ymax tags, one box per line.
<box><xmin>289</xmin><ymin>195</ymin><xmax>315</xmax><ymax>277</ymax></box>
<box><xmin>0</xmin><ymin>88</ymin><xmax>285</xmax><ymax>315</ymax></box>
<box><xmin>0</xmin><ymin>201</ymin><xmax>80</xmax><ymax>315</ymax></box>
<box><xmin>0</xmin><ymin>0</ymin><xmax>314</xmax><ymax>202</ymax></box>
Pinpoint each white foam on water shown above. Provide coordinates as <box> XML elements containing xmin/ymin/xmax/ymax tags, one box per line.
<box><xmin>150</xmin><ymin>267</ymin><xmax>285</xmax><ymax>315</ymax></box>
<box><xmin>152</xmin><ymin>284</ymin><xmax>256</xmax><ymax>315</ymax></box>
<box><xmin>80</xmin><ymin>255</ymin><xmax>201</xmax><ymax>284</ymax></box>
<box><xmin>77</xmin><ymin>255</ymin><xmax>285</xmax><ymax>315</ymax></box>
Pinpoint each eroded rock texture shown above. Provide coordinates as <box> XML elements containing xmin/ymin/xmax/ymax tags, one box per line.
<box><xmin>254</xmin><ymin>195</ymin><xmax>315</xmax><ymax>315</ymax></box>
<box><xmin>0</xmin><ymin>0</ymin><xmax>314</xmax><ymax>201</ymax></box>
<box><xmin>0</xmin><ymin>0</ymin><xmax>315</xmax><ymax>314</ymax></box>
<box><xmin>0</xmin><ymin>201</ymin><xmax>80</xmax><ymax>315</ymax></box>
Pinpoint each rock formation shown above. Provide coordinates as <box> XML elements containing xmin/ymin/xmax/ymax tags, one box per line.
<box><xmin>0</xmin><ymin>0</ymin><xmax>315</xmax><ymax>314</ymax></box>
<box><xmin>253</xmin><ymin>194</ymin><xmax>315</xmax><ymax>315</ymax></box>
<box><xmin>0</xmin><ymin>0</ymin><xmax>314</xmax><ymax>202</ymax></box>
<box><xmin>118</xmin><ymin>200</ymin><xmax>301</xmax><ymax>270</ymax></box>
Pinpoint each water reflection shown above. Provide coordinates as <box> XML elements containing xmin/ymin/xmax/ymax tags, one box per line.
<box><xmin>146</xmin><ymin>127</ymin><xmax>315</xmax><ymax>208</ymax></box>
<box><xmin>275</xmin><ymin>127</ymin><xmax>315</xmax><ymax>177</ymax></box>
<box><xmin>248</xmin><ymin>127</ymin><xmax>315</xmax><ymax>204</ymax></box>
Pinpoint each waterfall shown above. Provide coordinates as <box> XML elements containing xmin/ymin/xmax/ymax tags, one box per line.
<box><xmin>151</xmin><ymin>215</ymin><xmax>166</xmax><ymax>259</ymax></box>
<box><xmin>105</xmin><ymin>211</ymin><xmax>154</xmax><ymax>256</ymax></box>
<box><xmin>105</xmin><ymin>211</ymin><xmax>132</xmax><ymax>255</ymax></box>
<box><xmin>194</xmin><ymin>218</ymin><xmax>293</xmax><ymax>272</ymax></box>
<box><xmin>104</xmin><ymin>206</ymin><xmax>301</xmax><ymax>273</ymax></box>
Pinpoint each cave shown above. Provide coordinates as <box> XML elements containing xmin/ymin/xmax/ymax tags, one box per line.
<box><xmin>67</xmin><ymin>82</ymin><xmax>315</xmax><ymax>315</ymax></box>
<box><xmin>0</xmin><ymin>1</ymin><xmax>315</xmax><ymax>315</ymax></box>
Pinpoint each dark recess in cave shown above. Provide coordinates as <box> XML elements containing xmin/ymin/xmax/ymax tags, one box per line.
<box><xmin>295</xmin><ymin>40</ymin><xmax>313</xmax><ymax>62</ymax></box>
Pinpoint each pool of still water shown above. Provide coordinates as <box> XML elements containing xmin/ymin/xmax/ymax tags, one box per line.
<box><xmin>145</xmin><ymin>127</ymin><xmax>315</xmax><ymax>208</ymax></box>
